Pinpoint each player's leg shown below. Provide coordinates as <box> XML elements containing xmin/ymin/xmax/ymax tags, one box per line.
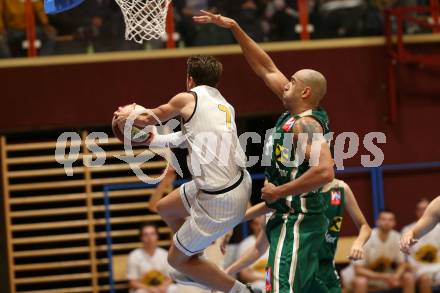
<box><xmin>418</xmin><ymin>273</ymin><xmax>432</xmax><ymax>293</ymax></box>
<box><xmin>168</xmin><ymin>212</ymin><xmax>252</xmax><ymax>293</ymax></box>
<box><xmin>318</xmin><ymin>261</ymin><xmax>342</xmax><ymax>293</ymax></box>
<box><xmin>266</xmin><ymin>212</ymin><xmax>328</xmax><ymax>292</ymax></box>
<box><xmin>401</xmin><ymin>271</ymin><xmax>416</xmax><ymax>293</ymax></box>
<box><xmin>328</xmin><ymin>285</ymin><xmax>343</xmax><ymax>293</ymax></box>
<box><xmin>265</xmin><ymin>212</ymin><xmax>294</xmax><ymax>293</ymax></box>
<box><xmin>327</xmin><ymin>275</ymin><xmax>342</xmax><ymax>293</ymax></box>
<box><xmin>168</xmin><ymin>242</ymin><xmax>238</xmax><ymax>292</ymax></box>
<box><xmin>294</xmin><ymin>213</ymin><xmax>328</xmax><ymax>292</ymax></box>
<box><xmin>147</xmin><ymin>167</ymin><xmax>176</xmax><ymax>213</ymax></box>
<box><xmin>352</xmin><ymin>276</ymin><xmax>368</xmax><ymax>293</ymax></box>
<box><xmin>156</xmin><ymin>181</ymin><xmax>195</xmax><ymax>233</ymax></box>
<box><xmin>168</xmin><ymin>172</ymin><xmax>253</xmax><ymax>292</ymax></box>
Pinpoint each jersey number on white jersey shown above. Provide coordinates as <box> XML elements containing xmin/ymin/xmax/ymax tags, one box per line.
<box><xmin>218</xmin><ymin>104</ymin><xmax>231</xmax><ymax>129</ymax></box>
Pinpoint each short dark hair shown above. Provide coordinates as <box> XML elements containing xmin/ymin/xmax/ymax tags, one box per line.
<box><xmin>138</xmin><ymin>222</ymin><xmax>159</xmax><ymax>237</ymax></box>
<box><xmin>418</xmin><ymin>198</ymin><xmax>429</xmax><ymax>204</ymax></box>
<box><xmin>187</xmin><ymin>55</ymin><xmax>223</xmax><ymax>87</ymax></box>
<box><xmin>378</xmin><ymin>209</ymin><xmax>395</xmax><ymax>216</ymax></box>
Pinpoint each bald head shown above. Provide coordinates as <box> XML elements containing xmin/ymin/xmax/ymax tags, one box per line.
<box><xmin>296</xmin><ymin>69</ymin><xmax>327</xmax><ymax>105</ymax></box>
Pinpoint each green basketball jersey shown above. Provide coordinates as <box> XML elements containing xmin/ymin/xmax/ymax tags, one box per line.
<box><xmin>264</xmin><ymin>107</ymin><xmax>331</xmax><ymax>214</ymax></box>
<box><xmin>318</xmin><ymin>180</ymin><xmax>346</xmax><ymax>261</ymax></box>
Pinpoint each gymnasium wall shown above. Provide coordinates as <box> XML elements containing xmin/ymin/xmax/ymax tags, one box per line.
<box><xmin>0</xmin><ymin>186</ymin><xmax>10</xmax><ymax>293</ymax></box>
<box><xmin>1</xmin><ymin>38</ymin><xmax>439</xmax><ymax>233</ymax></box>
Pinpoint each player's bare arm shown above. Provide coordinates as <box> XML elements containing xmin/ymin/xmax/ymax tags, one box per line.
<box><xmin>114</xmin><ymin>92</ymin><xmax>195</xmax><ymax>127</ymax></box>
<box><xmin>146</xmin><ymin>129</ymin><xmax>188</xmax><ymax>149</ymax></box>
<box><xmin>148</xmin><ymin>167</ymin><xmax>176</xmax><ymax>213</ymax></box>
<box><xmin>394</xmin><ymin>262</ymin><xmax>411</xmax><ymax>279</ymax></box>
<box><xmin>219</xmin><ymin>230</ymin><xmax>234</xmax><ymax>255</ymax></box>
<box><xmin>193</xmin><ymin>10</ymin><xmax>288</xmax><ymax>99</ymax></box>
<box><xmin>401</xmin><ymin>196</ymin><xmax>440</xmax><ymax>253</ymax></box>
<box><xmin>138</xmin><ymin>92</ymin><xmax>195</xmax><ymax>126</ymax></box>
<box><xmin>412</xmin><ymin>196</ymin><xmax>440</xmax><ymax>238</ymax></box>
<box><xmin>343</xmin><ymin>182</ymin><xmax>371</xmax><ymax>260</ymax></box>
<box><xmin>225</xmin><ymin>226</ymin><xmax>269</xmax><ymax>276</ymax></box>
<box><xmin>238</xmin><ymin>267</ymin><xmax>264</xmax><ymax>285</ymax></box>
<box><xmin>261</xmin><ymin>117</ymin><xmax>334</xmax><ymax>202</ymax></box>
<box><xmin>242</xmin><ymin>202</ymin><xmax>272</xmax><ymax>222</ymax></box>
<box><xmin>220</xmin><ymin>202</ymin><xmax>271</xmax><ymax>255</ymax></box>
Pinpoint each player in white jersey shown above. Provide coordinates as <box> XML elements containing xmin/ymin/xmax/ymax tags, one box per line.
<box><xmin>114</xmin><ymin>56</ymin><xmax>255</xmax><ymax>293</ymax></box>
<box><xmin>180</xmin><ymin>84</ymin><xmax>247</xmax><ymax>190</ymax></box>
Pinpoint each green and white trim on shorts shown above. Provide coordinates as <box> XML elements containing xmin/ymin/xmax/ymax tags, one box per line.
<box><xmin>265</xmin><ymin>212</ymin><xmax>329</xmax><ymax>293</ymax></box>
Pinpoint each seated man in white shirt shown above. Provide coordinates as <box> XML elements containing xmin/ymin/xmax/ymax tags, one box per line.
<box><xmin>352</xmin><ymin>210</ymin><xmax>415</xmax><ymax>293</ymax></box>
<box><xmin>401</xmin><ymin>198</ymin><xmax>440</xmax><ymax>293</ymax></box>
<box><xmin>235</xmin><ymin>216</ymin><xmax>268</xmax><ymax>291</ymax></box>
<box><xmin>127</xmin><ymin>223</ymin><xmax>178</xmax><ymax>293</ymax></box>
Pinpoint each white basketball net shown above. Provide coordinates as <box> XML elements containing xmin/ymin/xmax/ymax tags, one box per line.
<box><xmin>115</xmin><ymin>0</ymin><xmax>171</xmax><ymax>43</ymax></box>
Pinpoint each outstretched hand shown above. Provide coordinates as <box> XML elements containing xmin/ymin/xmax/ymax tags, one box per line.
<box><xmin>193</xmin><ymin>10</ymin><xmax>236</xmax><ymax>29</ymax></box>
<box><xmin>348</xmin><ymin>241</ymin><xmax>365</xmax><ymax>261</ymax></box>
<box><xmin>400</xmin><ymin>230</ymin><xmax>418</xmax><ymax>254</ymax></box>
<box><xmin>114</xmin><ymin>103</ymin><xmax>136</xmax><ymax>122</ymax></box>
<box><xmin>220</xmin><ymin>232</ymin><xmax>233</xmax><ymax>255</ymax></box>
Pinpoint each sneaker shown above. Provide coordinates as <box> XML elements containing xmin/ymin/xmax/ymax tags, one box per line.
<box><xmin>246</xmin><ymin>284</ymin><xmax>262</xmax><ymax>293</ymax></box>
<box><xmin>168</xmin><ymin>267</ymin><xmax>211</xmax><ymax>290</ymax></box>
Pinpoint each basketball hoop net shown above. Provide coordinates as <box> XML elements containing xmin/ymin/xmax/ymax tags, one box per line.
<box><xmin>115</xmin><ymin>0</ymin><xmax>171</xmax><ymax>43</ymax></box>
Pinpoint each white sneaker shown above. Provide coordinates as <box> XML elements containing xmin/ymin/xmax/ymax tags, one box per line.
<box><xmin>246</xmin><ymin>284</ymin><xmax>262</xmax><ymax>293</ymax></box>
<box><xmin>169</xmin><ymin>267</ymin><xmax>212</xmax><ymax>290</ymax></box>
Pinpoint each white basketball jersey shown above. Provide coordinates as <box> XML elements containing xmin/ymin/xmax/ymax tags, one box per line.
<box><xmin>402</xmin><ymin>223</ymin><xmax>440</xmax><ymax>267</ymax></box>
<box><xmin>182</xmin><ymin>85</ymin><xmax>246</xmax><ymax>190</ymax></box>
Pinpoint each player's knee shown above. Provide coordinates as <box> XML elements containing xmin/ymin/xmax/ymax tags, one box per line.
<box><xmin>168</xmin><ymin>255</ymin><xmax>186</xmax><ymax>271</ymax></box>
<box><xmin>418</xmin><ymin>273</ymin><xmax>431</xmax><ymax>286</ymax></box>
<box><xmin>353</xmin><ymin>276</ymin><xmax>368</xmax><ymax>289</ymax></box>
<box><xmin>402</xmin><ymin>272</ymin><xmax>415</xmax><ymax>285</ymax></box>
<box><xmin>167</xmin><ymin>253</ymin><xmax>178</xmax><ymax>268</ymax></box>
<box><xmin>167</xmin><ymin>248</ymin><xmax>185</xmax><ymax>269</ymax></box>
<box><xmin>156</xmin><ymin>198</ymin><xmax>168</xmax><ymax>217</ymax></box>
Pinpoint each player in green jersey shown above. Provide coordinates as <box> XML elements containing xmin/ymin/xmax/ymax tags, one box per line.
<box><xmin>317</xmin><ymin>179</ymin><xmax>371</xmax><ymax>293</ymax></box>
<box><xmin>195</xmin><ymin>11</ymin><xmax>335</xmax><ymax>292</ymax></box>
<box><xmin>223</xmin><ymin>179</ymin><xmax>371</xmax><ymax>293</ymax></box>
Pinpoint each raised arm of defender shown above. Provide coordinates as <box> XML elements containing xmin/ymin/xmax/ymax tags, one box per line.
<box><xmin>193</xmin><ymin>10</ymin><xmax>288</xmax><ymax>99</ymax></box>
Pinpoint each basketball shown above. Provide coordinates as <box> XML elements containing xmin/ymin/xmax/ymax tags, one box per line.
<box><xmin>112</xmin><ymin>104</ymin><xmax>153</xmax><ymax>144</ymax></box>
